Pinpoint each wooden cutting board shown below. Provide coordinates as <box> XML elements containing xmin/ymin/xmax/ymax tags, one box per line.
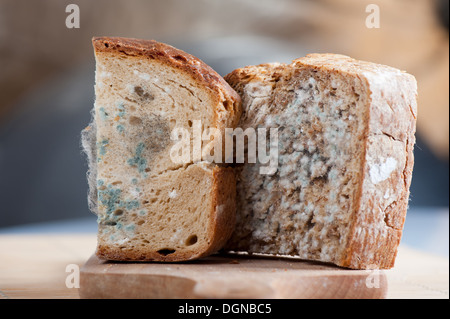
<box><xmin>79</xmin><ymin>253</ymin><xmax>387</xmax><ymax>299</ymax></box>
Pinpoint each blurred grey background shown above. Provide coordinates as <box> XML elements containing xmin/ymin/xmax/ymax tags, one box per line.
<box><xmin>0</xmin><ymin>0</ymin><xmax>448</xmax><ymax>228</ymax></box>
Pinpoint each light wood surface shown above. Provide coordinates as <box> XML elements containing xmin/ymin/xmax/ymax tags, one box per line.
<box><xmin>80</xmin><ymin>254</ymin><xmax>387</xmax><ymax>299</ymax></box>
<box><xmin>0</xmin><ymin>234</ymin><xmax>448</xmax><ymax>299</ymax></box>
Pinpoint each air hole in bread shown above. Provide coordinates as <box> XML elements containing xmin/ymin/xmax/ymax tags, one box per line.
<box><xmin>134</xmin><ymin>86</ymin><xmax>144</xmax><ymax>95</ymax></box>
<box><xmin>186</xmin><ymin>235</ymin><xmax>198</xmax><ymax>246</ymax></box>
<box><xmin>306</xmin><ymin>216</ymin><xmax>315</xmax><ymax>230</ymax></box>
<box><xmin>172</xmin><ymin>55</ymin><xmax>188</xmax><ymax>62</ymax></box>
<box><xmin>223</xmin><ymin>101</ymin><xmax>230</xmax><ymax>111</ymax></box>
<box><xmin>157</xmin><ymin>249</ymin><xmax>176</xmax><ymax>256</ymax></box>
<box><xmin>134</xmin><ymin>86</ymin><xmax>154</xmax><ymax>100</ymax></box>
<box><xmin>113</xmin><ymin>209</ymin><xmax>124</xmax><ymax>216</ymax></box>
<box><xmin>129</xmin><ymin>116</ymin><xmax>142</xmax><ymax>126</ymax></box>
<box><xmin>103</xmin><ymin>221</ymin><xmax>117</xmax><ymax>226</ymax></box>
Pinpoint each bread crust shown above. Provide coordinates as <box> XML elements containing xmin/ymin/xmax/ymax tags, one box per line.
<box><xmin>206</xmin><ymin>166</ymin><xmax>237</xmax><ymax>255</ymax></box>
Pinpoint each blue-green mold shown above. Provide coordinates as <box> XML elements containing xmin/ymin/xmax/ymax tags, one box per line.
<box><xmin>127</xmin><ymin>142</ymin><xmax>148</xmax><ymax>175</ymax></box>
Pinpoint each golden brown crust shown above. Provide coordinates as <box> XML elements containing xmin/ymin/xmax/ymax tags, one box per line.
<box><xmin>224</xmin><ymin>63</ymin><xmax>286</xmax><ymax>94</ymax></box>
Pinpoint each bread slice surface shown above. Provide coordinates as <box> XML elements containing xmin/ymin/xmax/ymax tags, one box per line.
<box><xmin>82</xmin><ymin>37</ymin><xmax>241</xmax><ymax>261</ymax></box>
<box><xmin>224</xmin><ymin>54</ymin><xmax>417</xmax><ymax>269</ymax></box>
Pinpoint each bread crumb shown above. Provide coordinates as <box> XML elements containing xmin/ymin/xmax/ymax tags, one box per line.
<box><xmin>133</xmin><ymin>69</ymin><xmax>151</xmax><ymax>81</ymax></box>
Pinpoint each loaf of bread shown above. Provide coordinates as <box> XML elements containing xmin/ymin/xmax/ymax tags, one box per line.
<box><xmin>224</xmin><ymin>54</ymin><xmax>417</xmax><ymax>269</ymax></box>
<box><xmin>82</xmin><ymin>37</ymin><xmax>241</xmax><ymax>261</ymax></box>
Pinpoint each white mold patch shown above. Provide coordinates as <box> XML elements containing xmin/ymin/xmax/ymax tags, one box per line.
<box><xmin>133</xmin><ymin>70</ymin><xmax>151</xmax><ymax>81</ymax></box>
<box><xmin>369</xmin><ymin>157</ymin><xmax>397</xmax><ymax>184</ymax></box>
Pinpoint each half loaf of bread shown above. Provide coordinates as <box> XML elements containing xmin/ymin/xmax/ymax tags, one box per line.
<box><xmin>224</xmin><ymin>54</ymin><xmax>417</xmax><ymax>269</ymax></box>
<box><xmin>82</xmin><ymin>37</ymin><xmax>241</xmax><ymax>261</ymax></box>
